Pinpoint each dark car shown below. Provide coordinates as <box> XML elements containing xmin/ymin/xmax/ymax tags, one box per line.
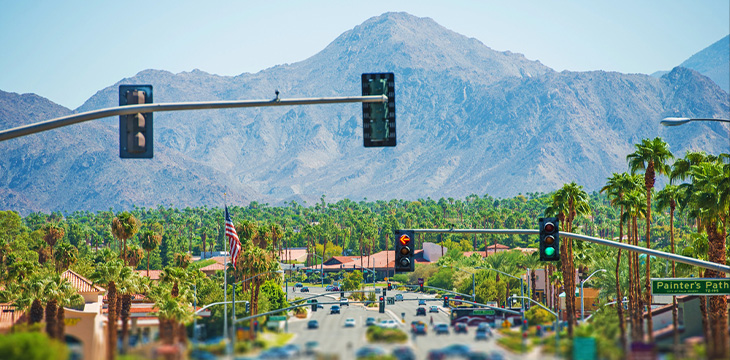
<box><xmin>414</xmin><ymin>322</ymin><xmax>427</xmax><ymax>335</ymax></box>
<box><xmin>301</xmin><ymin>286</ymin><xmax>309</xmax><ymax>292</ymax></box>
<box><xmin>330</xmin><ymin>305</ymin><xmax>341</xmax><ymax>314</ymax></box>
<box><xmin>442</xmin><ymin>344</ymin><xmax>471</xmax><ymax>357</ymax></box>
<box><xmin>366</xmin><ymin>317</ymin><xmax>376</xmax><ymax>326</ymax></box>
<box><xmin>355</xmin><ymin>345</ymin><xmax>386</xmax><ymax>359</ymax></box>
<box><xmin>434</xmin><ymin>323</ymin><xmax>449</xmax><ymax>335</ymax></box>
<box><xmin>416</xmin><ymin>307</ymin><xmax>427</xmax><ymax>316</ymax></box>
<box><xmin>307</xmin><ymin>320</ymin><xmax>319</xmax><ymax>329</ymax></box>
<box><xmin>392</xmin><ymin>346</ymin><xmax>416</xmax><ymax>360</ymax></box>
<box><xmin>427</xmin><ymin>349</ymin><xmax>446</xmax><ymax>360</ymax></box>
<box><xmin>454</xmin><ymin>322</ymin><xmax>468</xmax><ymax>334</ymax></box>
<box><xmin>295</xmin><ymin>283</ymin><xmax>303</xmax><ymax>288</ymax></box>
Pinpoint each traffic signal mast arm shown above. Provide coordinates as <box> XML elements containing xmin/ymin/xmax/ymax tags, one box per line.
<box><xmin>406</xmin><ymin>228</ymin><xmax>730</xmax><ymax>274</ymax></box>
<box><xmin>0</xmin><ymin>95</ymin><xmax>388</xmax><ymax>142</ymax></box>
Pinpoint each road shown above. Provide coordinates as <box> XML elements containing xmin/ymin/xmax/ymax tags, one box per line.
<box><xmin>284</xmin><ymin>285</ymin><xmax>517</xmax><ymax>359</ymax></box>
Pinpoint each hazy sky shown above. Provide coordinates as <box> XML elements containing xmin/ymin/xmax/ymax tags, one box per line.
<box><xmin>1</xmin><ymin>0</ymin><xmax>727</xmax><ymax>109</ymax></box>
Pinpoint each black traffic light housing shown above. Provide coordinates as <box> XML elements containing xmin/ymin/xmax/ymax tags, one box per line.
<box><xmin>379</xmin><ymin>296</ymin><xmax>385</xmax><ymax>313</ymax></box>
<box><xmin>443</xmin><ymin>295</ymin><xmax>449</xmax><ymax>307</ymax></box>
<box><xmin>394</xmin><ymin>230</ymin><xmax>415</xmax><ymax>272</ymax></box>
<box><xmin>362</xmin><ymin>73</ymin><xmax>396</xmax><ymax>147</ymax></box>
<box><xmin>539</xmin><ymin>217</ymin><xmax>560</xmax><ymax>261</ymax></box>
<box><xmin>245</xmin><ymin>301</ymin><xmax>250</xmax><ymax>314</ymax></box>
<box><xmin>387</xmin><ymin>283</ymin><xmax>392</xmax><ymax>291</ymax></box>
<box><xmin>119</xmin><ymin>85</ymin><xmax>153</xmax><ymax>158</ymax></box>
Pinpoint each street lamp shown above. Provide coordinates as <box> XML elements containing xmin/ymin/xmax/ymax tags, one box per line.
<box><xmin>660</xmin><ymin>117</ymin><xmax>730</xmax><ymax>126</ymax></box>
<box><xmin>442</xmin><ymin>265</ymin><xmax>476</xmax><ymax>300</ymax></box>
<box><xmin>580</xmin><ymin>269</ymin><xmax>607</xmax><ymax>321</ymax></box>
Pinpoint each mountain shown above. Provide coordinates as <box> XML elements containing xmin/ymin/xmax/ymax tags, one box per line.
<box><xmin>652</xmin><ymin>35</ymin><xmax>729</xmax><ymax>92</ymax></box>
<box><xmin>1</xmin><ymin>12</ymin><xmax>728</xmax><ymax>214</ymax></box>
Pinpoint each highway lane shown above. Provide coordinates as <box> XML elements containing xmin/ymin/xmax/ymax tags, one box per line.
<box><xmin>283</xmin><ymin>286</ymin><xmax>516</xmax><ymax>359</ymax></box>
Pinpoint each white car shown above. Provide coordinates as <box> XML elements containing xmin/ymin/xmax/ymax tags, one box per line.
<box><xmin>395</xmin><ymin>294</ymin><xmax>404</xmax><ymax>301</ymax></box>
<box><xmin>340</xmin><ymin>298</ymin><xmax>349</xmax><ymax>306</ymax></box>
<box><xmin>344</xmin><ymin>318</ymin><xmax>356</xmax><ymax>327</ymax></box>
<box><xmin>379</xmin><ymin>319</ymin><xmax>398</xmax><ymax>329</ymax></box>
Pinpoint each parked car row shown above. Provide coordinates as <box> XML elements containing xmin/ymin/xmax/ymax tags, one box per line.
<box><xmin>355</xmin><ymin>345</ymin><xmax>415</xmax><ymax>360</ymax></box>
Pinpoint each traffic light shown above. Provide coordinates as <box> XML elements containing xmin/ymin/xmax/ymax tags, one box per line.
<box><xmin>361</xmin><ymin>73</ymin><xmax>396</xmax><ymax>147</ymax></box>
<box><xmin>420</xmin><ymin>283</ymin><xmax>424</xmax><ymax>292</ymax></box>
<box><xmin>245</xmin><ymin>301</ymin><xmax>250</xmax><ymax>314</ymax></box>
<box><xmin>443</xmin><ymin>295</ymin><xmax>449</xmax><ymax>307</ymax></box>
<box><xmin>379</xmin><ymin>296</ymin><xmax>385</xmax><ymax>313</ymax></box>
<box><xmin>341</xmin><ymin>291</ymin><xmax>345</xmax><ymax>298</ymax></box>
<box><xmin>539</xmin><ymin>217</ymin><xmax>560</xmax><ymax>261</ymax></box>
<box><xmin>387</xmin><ymin>283</ymin><xmax>392</xmax><ymax>291</ymax></box>
<box><xmin>383</xmin><ymin>288</ymin><xmax>387</xmax><ymax>297</ymax></box>
<box><xmin>394</xmin><ymin>230</ymin><xmax>415</xmax><ymax>272</ymax></box>
<box><xmin>119</xmin><ymin>85</ymin><xmax>153</xmax><ymax>158</ymax></box>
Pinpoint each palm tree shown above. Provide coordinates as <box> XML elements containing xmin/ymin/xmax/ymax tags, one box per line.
<box><xmin>147</xmin><ymin>282</ymin><xmax>194</xmax><ymax>351</ymax></box>
<box><xmin>55</xmin><ymin>276</ymin><xmax>83</xmax><ymax>341</ymax></box>
<box><xmin>627</xmin><ymin>137</ymin><xmax>673</xmax><ymax>342</ymax></box>
<box><xmin>600</xmin><ymin>172</ymin><xmax>640</xmax><ymax>350</ymax></box>
<box><xmin>90</xmin><ymin>259</ymin><xmax>129</xmax><ymax>360</ymax></box>
<box><xmin>139</xmin><ymin>229</ymin><xmax>162</xmax><ymax>277</ymax></box>
<box><xmin>111</xmin><ymin>212</ymin><xmax>141</xmax><ymax>264</ymax></box>
<box><xmin>655</xmin><ymin>183</ymin><xmax>681</xmax><ymax>353</ymax></box>
<box><xmin>117</xmin><ymin>270</ymin><xmax>146</xmax><ymax>354</ymax></box>
<box><xmin>546</xmin><ymin>182</ymin><xmax>590</xmax><ymax>338</ymax></box>
<box><xmin>684</xmin><ymin>158</ymin><xmax>729</xmax><ymax>359</ymax></box>
<box><xmin>54</xmin><ymin>242</ymin><xmax>78</xmax><ymax>273</ymax></box>
<box><xmin>43</xmin><ymin>223</ymin><xmax>65</xmax><ymax>264</ymax></box>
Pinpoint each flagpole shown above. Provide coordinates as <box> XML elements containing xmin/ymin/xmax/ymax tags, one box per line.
<box><xmin>223</xmin><ymin>194</ymin><xmax>228</xmax><ymax>350</ymax></box>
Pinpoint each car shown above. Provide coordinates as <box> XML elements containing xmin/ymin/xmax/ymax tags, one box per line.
<box><xmin>280</xmin><ymin>344</ymin><xmax>301</xmax><ymax>357</ymax></box>
<box><xmin>317</xmin><ymin>303</ymin><xmax>323</xmax><ymax>309</ymax></box>
<box><xmin>442</xmin><ymin>344</ymin><xmax>471</xmax><ymax>357</ymax></box>
<box><xmin>429</xmin><ymin>305</ymin><xmax>439</xmax><ymax>313</ymax></box>
<box><xmin>355</xmin><ymin>345</ymin><xmax>386</xmax><ymax>359</ymax></box>
<box><xmin>366</xmin><ymin>317</ymin><xmax>376</xmax><ymax>326</ymax></box>
<box><xmin>392</xmin><ymin>346</ymin><xmax>416</xmax><ymax>360</ymax></box>
<box><xmin>475</xmin><ymin>327</ymin><xmax>491</xmax><ymax>340</ymax></box>
<box><xmin>295</xmin><ymin>283</ymin><xmax>303</xmax><ymax>288</ymax></box>
<box><xmin>418</xmin><ymin>299</ymin><xmax>427</xmax><ymax>306</ymax></box>
<box><xmin>395</xmin><ymin>294</ymin><xmax>404</xmax><ymax>301</ymax></box>
<box><xmin>467</xmin><ymin>352</ymin><xmax>490</xmax><ymax>360</ymax></box>
<box><xmin>416</xmin><ymin>307</ymin><xmax>427</xmax><ymax>316</ymax></box>
<box><xmin>434</xmin><ymin>323</ymin><xmax>449</xmax><ymax>334</ymax></box>
<box><xmin>325</xmin><ymin>285</ymin><xmax>334</xmax><ymax>291</ymax></box>
<box><xmin>454</xmin><ymin>322</ymin><xmax>468</xmax><ymax>334</ymax></box>
<box><xmin>259</xmin><ymin>347</ymin><xmax>288</xmax><ymax>359</ymax></box>
<box><xmin>301</xmin><ymin>286</ymin><xmax>309</xmax><ymax>292</ymax></box>
<box><xmin>340</xmin><ymin>298</ymin><xmax>349</xmax><ymax>306</ymax></box>
<box><xmin>414</xmin><ymin>322</ymin><xmax>427</xmax><ymax>335</ymax></box>
<box><xmin>307</xmin><ymin>320</ymin><xmax>319</xmax><ymax>329</ymax></box>
<box><xmin>330</xmin><ymin>305</ymin><xmax>341</xmax><ymax>314</ymax></box>
<box><xmin>304</xmin><ymin>341</ymin><xmax>319</xmax><ymax>355</ymax></box>
<box><xmin>379</xmin><ymin>319</ymin><xmax>398</xmax><ymax>329</ymax></box>
<box><xmin>345</xmin><ymin>318</ymin><xmax>356</xmax><ymax>327</ymax></box>
<box><xmin>427</xmin><ymin>349</ymin><xmax>446</xmax><ymax>360</ymax></box>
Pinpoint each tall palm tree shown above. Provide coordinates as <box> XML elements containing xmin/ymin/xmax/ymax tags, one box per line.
<box><xmin>117</xmin><ymin>270</ymin><xmax>146</xmax><ymax>354</ymax></box>
<box><xmin>111</xmin><ymin>212</ymin><xmax>140</xmax><ymax>264</ymax></box>
<box><xmin>684</xmin><ymin>159</ymin><xmax>729</xmax><ymax>359</ymax></box>
<box><xmin>139</xmin><ymin>229</ymin><xmax>162</xmax><ymax>277</ymax></box>
<box><xmin>655</xmin><ymin>183</ymin><xmax>681</xmax><ymax>353</ymax></box>
<box><xmin>627</xmin><ymin>137</ymin><xmax>673</xmax><ymax>342</ymax></box>
<box><xmin>90</xmin><ymin>259</ymin><xmax>129</xmax><ymax>360</ymax></box>
<box><xmin>546</xmin><ymin>182</ymin><xmax>590</xmax><ymax>338</ymax></box>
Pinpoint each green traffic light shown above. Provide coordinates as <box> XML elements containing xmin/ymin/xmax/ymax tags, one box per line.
<box><xmin>544</xmin><ymin>247</ymin><xmax>555</xmax><ymax>257</ymax></box>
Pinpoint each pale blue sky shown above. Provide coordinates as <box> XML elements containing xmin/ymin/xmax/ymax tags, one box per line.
<box><xmin>1</xmin><ymin>0</ymin><xmax>727</xmax><ymax>109</ymax></box>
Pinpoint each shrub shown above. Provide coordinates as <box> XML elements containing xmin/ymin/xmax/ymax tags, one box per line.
<box><xmin>365</xmin><ymin>326</ymin><xmax>407</xmax><ymax>343</ymax></box>
<box><xmin>0</xmin><ymin>331</ymin><xmax>68</xmax><ymax>360</ymax></box>
<box><xmin>525</xmin><ymin>306</ymin><xmax>552</xmax><ymax>325</ymax></box>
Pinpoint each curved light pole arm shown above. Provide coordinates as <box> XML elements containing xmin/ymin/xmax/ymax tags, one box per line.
<box><xmin>580</xmin><ymin>269</ymin><xmax>607</xmax><ymax>321</ymax></box>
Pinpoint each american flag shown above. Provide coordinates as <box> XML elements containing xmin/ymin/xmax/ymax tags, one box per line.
<box><xmin>225</xmin><ymin>206</ymin><xmax>242</xmax><ymax>269</ymax></box>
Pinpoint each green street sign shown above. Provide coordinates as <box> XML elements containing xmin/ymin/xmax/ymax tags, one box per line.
<box><xmin>652</xmin><ymin>278</ymin><xmax>730</xmax><ymax>296</ymax></box>
<box><xmin>473</xmin><ymin>309</ymin><xmax>495</xmax><ymax>315</ymax></box>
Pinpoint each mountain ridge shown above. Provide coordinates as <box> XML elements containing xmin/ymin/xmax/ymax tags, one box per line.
<box><xmin>1</xmin><ymin>12</ymin><xmax>728</xmax><ymax>214</ymax></box>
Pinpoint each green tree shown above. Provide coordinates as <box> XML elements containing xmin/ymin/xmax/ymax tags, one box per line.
<box><xmin>342</xmin><ymin>270</ymin><xmax>363</xmax><ymax>291</ymax></box>
<box><xmin>0</xmin><ymin>331</ymin><xmax>68</xmax><ymax>360</ymax></box>
<box><xmin>111</xmin><ymin>212</ymin><xmax>140</xmax><ymax>264</ymax></box>
<box><xmin>90</xmin><ymin>259</ymin><xmax>129</xmax><ymax>360</ymax></box>
<box><xmin>626</xmin><ymin>137</ymin><xmax>673</xmax><ymax>342</ymax></box>
<box><xmin>139</xmin><ymin>229</ymin><xmax>162</xmax><ymax>277</ymax></box>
